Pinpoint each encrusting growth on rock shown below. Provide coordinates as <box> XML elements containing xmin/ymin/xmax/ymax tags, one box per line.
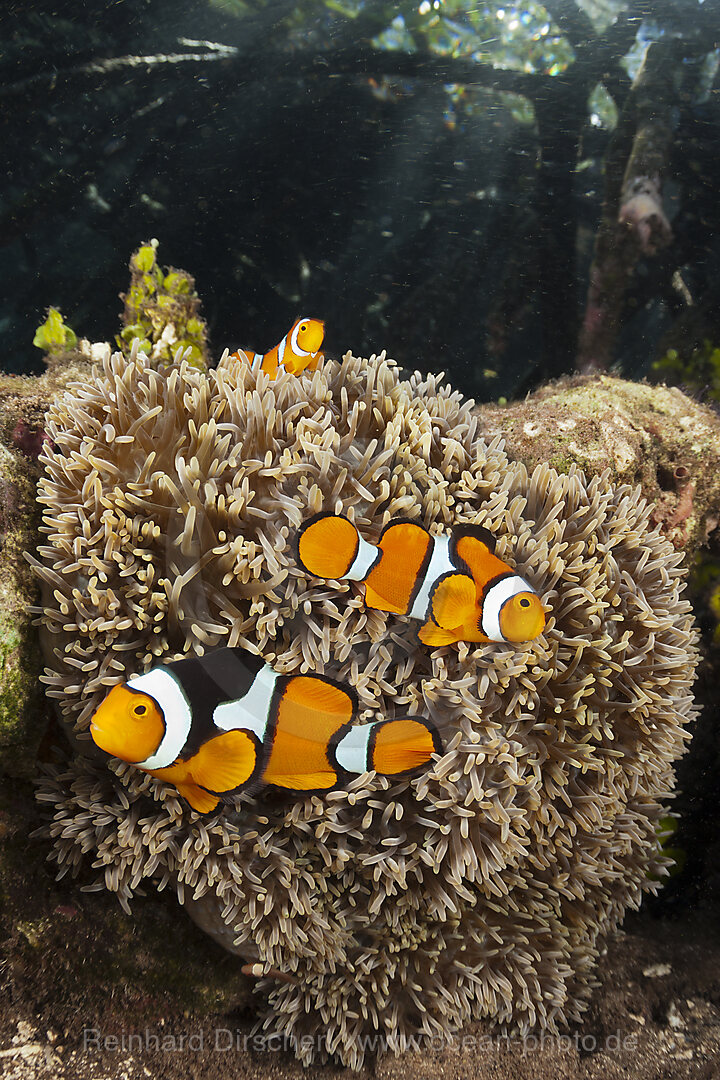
<box><xmin>476</xmin><ymin>374</ymin><xmax>720</xmax><ymax>553</ymax></box>
<box><xmin>0</xmin><ymin>330</ymin><xmax>98</xmax><ymax>777</ymax></box>
<box><xmin>31</xmin><ymin>344</ymin><xmax>698</xmax><ymax>1068</ymax></box>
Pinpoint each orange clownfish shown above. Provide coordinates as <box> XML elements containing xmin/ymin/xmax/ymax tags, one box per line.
<box><xmin>89</xmin><ymin>645</ymin><xmax>441</xmax><ymax>814</ymax></box>
<box><xmin>229</xmin><ymin>316</ymin><xmax>325</xmax><ymax>378</ymax></box>
<box><xmin>296</xmin><ymin>516</ymin><xmax>546</xmax><ymax>648</ymax></box>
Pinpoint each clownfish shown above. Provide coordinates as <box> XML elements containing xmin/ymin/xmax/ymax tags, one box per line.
<box><xmin>229</xmin><ymin>317</ymin><xmax>325</xmax><ymax>378</ymax></box>
<box><xmin>296</xmin><ymin>515</ymin><xmax>546</xmax><ymax>648</ymax></box>
<box><xmin>89</xmin><ymin>645</ymin><xmax>441</xmax><ymax>814</ymax></box>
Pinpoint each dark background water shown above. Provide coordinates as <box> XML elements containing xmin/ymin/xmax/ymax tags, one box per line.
<box><xmin>2</xmin><ymin>0</ymin><xmax>720</xmax><ymax>400</ymax></box>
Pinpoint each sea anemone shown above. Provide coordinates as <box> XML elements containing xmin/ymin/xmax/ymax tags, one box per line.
<box><xmin>32</xmin><ymin>344</ymin><xmax>698</xmax><ymax>1067</ymax></box>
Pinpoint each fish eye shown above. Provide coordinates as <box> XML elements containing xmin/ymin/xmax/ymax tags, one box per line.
<box><xmin>519</xmin><ymin>598</ymin><xmax>531</xmax><ymax>608</ymax></box>
<box><xmin>300</xmin><ymin>323</ymin><xmax>307</xmax><ymax>331</ymax></box>
<box><xmin>133</xmin><ymin>703</ymin><xmax>147</xmax><ymax>716</ymax></box>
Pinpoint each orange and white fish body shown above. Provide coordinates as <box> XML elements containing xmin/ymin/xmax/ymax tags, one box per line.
<box><xmin>297</xmin><ymin>516</ymin><xmax>546</xmax><ymax>648</ymax></box>
<box><xmin>89</xmin><ymin>645</ymin><xmax>440</xmax><ymax>814</ymax></box>
<box><xmin>230</xmin><ymin>316</ymin><xmax>325</xmax><ymax>378</ymax></box>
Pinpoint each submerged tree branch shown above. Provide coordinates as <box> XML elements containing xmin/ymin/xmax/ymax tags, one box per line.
<box><xmin>0</xmin><ymin>41</ymin><xmax>537</xmax><ymax>103</ymax></box>
<box><xmin>0</xmin><ymin>44</ymin><xmax>240</xmax><ymax>101</ymax></box>
<box><xmin>577</xmin><ymin>41</ymin><xmax>678</xmax><ymax>374</ymax></box>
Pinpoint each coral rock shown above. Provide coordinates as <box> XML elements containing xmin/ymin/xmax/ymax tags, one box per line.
<box><xmin>476</xmin><ymin>374</ymin><xmax>720</xmax><ymax>551</ymax></box>
<box><xmin>0</xmin><ymin>352</ymin><xmax>100</xmax><ymax>777</ymax></box>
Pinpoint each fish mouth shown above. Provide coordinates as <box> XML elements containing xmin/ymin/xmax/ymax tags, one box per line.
<box><xmin>89</xmin><ymin>721</ymin><xmax>104</xmax><ymax>743</ymax></box>
<box><xmin>89</xmin><ymin>720</ymin><xmax>113</xmax><ymax>754</ymax></box>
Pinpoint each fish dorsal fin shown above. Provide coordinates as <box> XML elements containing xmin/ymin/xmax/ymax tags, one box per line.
<box><xmin>431</xmin><ymin>573</ymin><xmax>476</xmax><ymax>629</ymax></box>
<box><xmin>365</xmin><ymin>520</ymin><xmax>431</xmax><ymax>614</ymax></box>
<box><xmin>188</xmin><ymin>729</ymin><xmax>258</xmax><ymax>794</ymax></box>
<box><xmin>453</xmin><ymin>524</ymin><xmax>497</xmax><ymax>553</ymax></box>
<box><xmin>417</xmin><ymin>620</ymin><xmax>462</xmax><ymax>647</ymax></box>
<box><xmin>452</xmin><ymin>527</ymin><xmax>507</xmax><ymax>584</ymax></box>
<box><xmin>260</xmin><ymin>343</ymin><xmax>281</xmax><ymax>378</ymax></box>
<box><xmin>261</xmin><ymin>675</ymin><xmax>354</xmax><ymax>791</ymax></box>
<box><xmin>284</xmin><ymin>674</ymin><xmax>355</xmax><ymax>717</ymax></box>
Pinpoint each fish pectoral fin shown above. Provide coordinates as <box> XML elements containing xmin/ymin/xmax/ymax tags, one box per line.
<box><xmin>418</xmin><ymin>619</ymin><xmax>461</xmax><ymax>647</ymax></box>
<box><xmin>266</xmin><ymin>769</ymin><xmax>338</xmax><ymax>791</ymax></box>
<box><xmin>452</xmin><ymin>530</ymin><xmax>503</xmax><ymax>583</ymax></box>
<box><xmin>370</xmin><ymin>718</ymin><xmax>439</xmax><ymax>775</ymax></box>
<box><xmin>145</xmin><ymin>764</ymin><xmax>220</xmax><ymax>813</ymax></box>
<box><xmin>175</xmin><ymin>783</ymin><xmax>220</xmax><ymax>814</ymax></box>
<box><xmin>431</xmin><ymin>573</ymin><xmax>476</xmax><ymax>628</ymax></box>
<box><xmin>189</xmin><ymin>730</ymin><xmax>258</xmax><ymax>794</ymax></box>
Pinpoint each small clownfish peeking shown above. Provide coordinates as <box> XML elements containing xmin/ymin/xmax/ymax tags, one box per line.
<box><xmin>229</xmin><ymin>317</ymin><xmax>325</xmax><ymax>378</ymax></box>
<box><xmin>296</xmin><ymin>515</ymin><xmax>546</xmax><ymax>648</ymax></box>
<box><xmin>89</xmin><ymin>645</ymin><xmax>441</xmax><ymax>814</ymax></box>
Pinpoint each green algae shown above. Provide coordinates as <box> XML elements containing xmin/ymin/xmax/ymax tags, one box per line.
<box><xmin>547</xmin><ymin>451</ymin><xmax>576</xmax><ymax>474</ymax></box>
<box><xmin>1</xmin><ymin>239</ymin><xmax>212</xmax><ymax>772</ymax></box>
<box><xmin>0</xmin><ymin>616</ymin><xmax>46</xmax><ymax>779</ymax></box>
<box><xmin>118</xmin><ymin>239</ymin><xmax>210</xmax><ymax>370</ymax></box>
<box><xmin>646</xmin><ymin>814</ymin><xmax>687</xmax><ymax>882</ymax></box>
<box><xmin>32</xmin><ymin>308</ymin><xmax>77</xmax><ymax>355</ymax></box>
<box><xmin>653</xmin><ymin>339</ymin><xmax>720</xmax><ymax>403</ymax></box>
<box><xmin>0</xmin><ymin>442</ymin><xmax>47</xmax><ymax>779</ymax></box>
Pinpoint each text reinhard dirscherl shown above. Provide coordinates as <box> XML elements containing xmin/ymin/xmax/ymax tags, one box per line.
<box><xmin>81</xmin><ymin>1028</ymin><xmax>639</xmax><ymax>1057</ymax></box>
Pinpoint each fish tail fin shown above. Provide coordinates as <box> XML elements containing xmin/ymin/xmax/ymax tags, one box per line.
<box><xmin>369</xmin><ymin>717</ymin><xmax>441</xmax><ymax>777</ymax></box>
<box><xmin>297</xmin><ymin>513</ymin><xmax>361</xmax><ymax>579</ymax></box>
